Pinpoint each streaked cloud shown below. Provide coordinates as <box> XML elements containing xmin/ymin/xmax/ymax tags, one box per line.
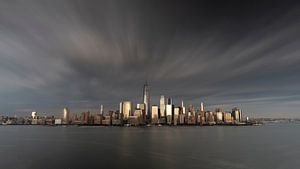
<box><xmin>0</xmin><ymin>0</ymin><xmax>299</xmax><ymax>117</ymax></box>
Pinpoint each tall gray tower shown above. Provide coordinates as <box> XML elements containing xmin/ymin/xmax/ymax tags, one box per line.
<box><xmin>143</xmin><ymin>82</ymin><xmax>150</xmax><ymax>119</ymax></box>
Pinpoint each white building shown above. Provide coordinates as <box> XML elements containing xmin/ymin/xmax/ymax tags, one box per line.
<box><xmin>151</xmin><ymin>105</ymin><xmax>159</xmax><ymax>119</ymax></box>
<box><xmin>55</xmin><ymin>119</ymin><xmax>62</xmax><ymax>125</ymax></box>
<box><xmin>31</xmin><ymin>112</ymin><xmax>37</xmax><ymax>119</ymax></box>
<box><xmin>63</xmin><ymin>107</ymin><xmax>70</xmax><ymax>124</ymax></box>
<box><xmin>121</xmin><ymin>101</ymin><xmax>132</xmax><ymax>120</ymax></box>
<box><xmin>160</xmin><ymin>95</ymin><xmax>165</xmax><ymax>117</ymax></box>
<box><xmin>166</xmin><ymin>104</ymin><xmax>173</xmax><ymax>116</ymax></box>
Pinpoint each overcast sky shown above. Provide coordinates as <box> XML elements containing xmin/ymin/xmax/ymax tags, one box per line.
<box><xmin>0</xmin><ymin>0</ymin><xmax>299</xmax><ymax>118</ymax></box>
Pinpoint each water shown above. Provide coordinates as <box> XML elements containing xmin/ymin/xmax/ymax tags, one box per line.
<box><xmin>0</xmin><ymin>124</ymin><xmax>299</xmax><ymax>169</ymax></box>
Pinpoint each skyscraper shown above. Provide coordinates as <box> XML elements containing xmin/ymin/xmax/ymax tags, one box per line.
<box><xmin>166</xmin><ymin>104</ymin><xmax>173</xmax><ymax>124</ymax></box>
<box><xmin>181</xmin><ymin>100</ymin><xmax>186</xmax><ymax>115</ymax></box>
<box><xmin>143</xmin><ymin>82</ymin><xmax>150</xmax><ymax>119</ymax></box>
<box><xmin>121</xmin><ymin>101</ymin><xmax>132</xmax><ymax>120</ymax></box>
<box><xmin>166</xmin><ymin>97</ymin><xmax>174</xmax><ymax>125</ymax></box>
<box><xmin>81</xmin><ymin>111</ymin><xmax>90</xmax><ymax>125</ymax></box>
<box><xmin>188</xmin><ymin>104</ymin><xmax>195</xmax><ymax>116</ymax></box>
<box><xmin>137</xmin><ymin>103</ymin><xmax>145</xmax><ymax>113</ymax></box>
<box><xmin>174</xmin><ymin>107</ymin><xmax>180</xmax><ymax>125</ymax></box>
<box><xmin>167</xmin><ymin>97</ymin><xmax>172</xmax><ymax>105</ymax></box>
<box><xmin>119</xmin><ymin>102</ymin><xmax>123</xmax><ymax>115</ymax></box>
<box><xmin>151</xmin><ymin>105</ymin><xmax>159</xmax><ymax>124</ymax></box>
<box><xmin>63</xmin><ymin>107</ymin><xmax>70</xmax><ymax>124</ymax></box>
<box><xmin>31</xmin><ymin>112</ymin><xmax>37</xmax><ymax>119</ymax></box>
<box><xmin>160</xmin><ymin>95</ymin><xmax>165</xmax><ymax>118</ymax></box>
<box><xmin>232</xmin><ymin>107</ymin><xmax>242</xmax><ymax>122</ymax></box>
<box><xmin>200</xmin><ymin>102</ymin><xmax>204</xmax><ymax>112</ymax></box>
<box><xmin>100</xmin><ymin>104</ymin><xmax>104</xmax><ymax>115</ymax></box>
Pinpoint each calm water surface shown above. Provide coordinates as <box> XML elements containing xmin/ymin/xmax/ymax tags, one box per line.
<box><xmin>0</xmin><ymin>124</ymin><xmax>299</xmax><ymax>169</ymax></box>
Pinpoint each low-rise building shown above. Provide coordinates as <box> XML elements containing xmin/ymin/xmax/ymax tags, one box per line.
<box><xmin>55</xmin><ymin>119</ymin><xmax>62</xmax><ymax>125</ymax></box>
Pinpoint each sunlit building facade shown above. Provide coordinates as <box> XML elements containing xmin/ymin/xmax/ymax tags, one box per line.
<box><xmin>63</xmin><ymin>107</ymin><xmax>70</xmax><ymax>124</ymax></box>
<box><xmin>121</xmin><ymin>101</ymin><xmax>132</xmax><ymax>120</ymax></box>
<box><xmin>143</xmin><ymin>82</ymin><xmax>150</xmax><ymax>119</ymax></box>
<box><xmin>151</xmin><ymin>105</ymin><xmax>159</xmax><ymax>124</ymax></box>
<box><xmin>160</xmin><ymin>95</ymin><xmax>165</xmax><ymax>118</ymax></box>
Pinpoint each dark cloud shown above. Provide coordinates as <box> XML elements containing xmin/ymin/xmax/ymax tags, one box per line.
<box><xmin>0</xmin><ymin>0</ymin><xmax>299</xmax><ymax>117</ymax></box>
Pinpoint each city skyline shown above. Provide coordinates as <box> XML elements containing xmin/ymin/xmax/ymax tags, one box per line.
<box><xmin>0</xmin><ymin>82</ymin><xmax>289</xmax><ymax>121</ymax></box>
<box><xmin>2</xmin><ymin>82</ymin><xmax>250</xmax><ymax>126</ymax></box>
<box><xmin>0</xmin><ymin>0</ymin><xmax>299</xmax><ymax>118</ymax></box>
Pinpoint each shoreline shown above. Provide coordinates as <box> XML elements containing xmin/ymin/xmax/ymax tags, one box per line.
<box><xmin>0</xmin><ymin>123</ymin><xmax>261</xmax><ymax>127</ymax></box>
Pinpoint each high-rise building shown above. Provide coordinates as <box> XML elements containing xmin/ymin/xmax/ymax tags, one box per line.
<box><xmin>179</xmin><ymin>114</ymin><xmax>185</xmax><ymax>125</ymax></box>
<box><xmin>94</xmin><ymin>105</ymin><xmax>104</xmax><ymax>125</ymax></box>
<box><xmin>200</xmin><ymin>102</ymin><xmax>204</xmax><ymax>112</ymax></box>
<box><xmin>94</xmin><ymin>113</ymin><xmax>103</xmax><ymax>125</ymax></box>
<box><xmin>137</xmin><ymin>103</ymin><xmax>145</xmax><ymax>116</ymax></box>
<box><xmin>174</xmin><ymin>107</ymin><xmax>180</xmax><ymax>125</ymax></box>
<box><xmin>100</xmin><ymin>104</ymin><xmax>104</xmax><ymax>115</ymax></box>
<box><xmin>81</xmin><ymin>112</ymin><xmax>90</xmax><ymax>125</ymax></box>
<box><xmin>199</xmin><ymin>111</ymin><xmax>206</xmax><ymax>125</ymax></box>
<box><xmin>188</xmin><ymin>104</ymin><xmax>195</xmax><ymax>116</ymax></box>
<box><xmin>166</xmin><ymin>104</ymin><xmax>173</xmax><ymax>125</ymax></box>
<box><xmin>208</xmin><ymin>111</ymin><xmax>215</xmax><ymax>125</ymax></box>
<box><xmin>224</xmin><ymin>112</ymin><xmax>232</xmax><ymax>124</ymax></box>
<box><xmin>167</xmin><ymin>97</ymin><xmax>172</xmax><ymax>105</ymax></box>
<box><xmin>121</xmin><ymin>101</ymin><xmax>132</xmax><ymax>120</ymax></box>
<box><xmin>174</xmin><ymin>107</ymin><xmax>180</xmax><ymax>116</ymax></box>
<box><xmin>232</xmin><ymin>107</ymin><xmax>241</xmax><ymax>122</ymax></box>
<box><xmin>166</xmin><ymin>104</ymin><xmax>173</xmax><ymax>116</ymax></box>
<box><xmin>63</xmin><ymin>107</ymin><xmax>70</xmax><ymax>124</ymax></box>
<box><xmin>166</xmin><ymin>97</ymin><xmax>173</xmax><ymax>125</ymax></box>
<box><xmin>151</xmin><ymin>105</ymin><xmax>159</xmax><ymax>119</ymax></box>
<box><xmin>239</xmin><ymin>110</ymin><xmax>243</xmax><ymax>122</ymax></box>
<box><xmin>181</xmin><ymin>100</ymin><xmax>186</xmax><ymax>115</ymax></box>
<box><xmin>216</xmin><ymin>111</ymin><xmax>223</xmax><ymax>124</ymax></box>
<box><xmin>31</xmin><ymin>112</ymin><xmax>37</xmax><ymax>119</ymax></box>
<box><xmin>160</xmin><ymin>95</ymin><xmax>165</xmax><ymax>118</ymax></box>
<box><xmin>119</xmin><ymin>102</ymin><xmax>123</xmax><ymax>115</ymax></box>
<box><xmin>134</xmin><ymin>109</ymin><xmax>143</xmax><ymax>117</ymax></box>
<box><xmin>137</xmin><ymin>103</ymin><xmax>145</xmax><ymax>111</ymax></box>
<box><xmin>143</xmin><ymin>82</ymin><xmax>150</xmax><ymax>119</ymax></box>
<box><xmin>151</xmin><ymin>105</ymin><xmax>159</xmax><ymax>124</ymax></box>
